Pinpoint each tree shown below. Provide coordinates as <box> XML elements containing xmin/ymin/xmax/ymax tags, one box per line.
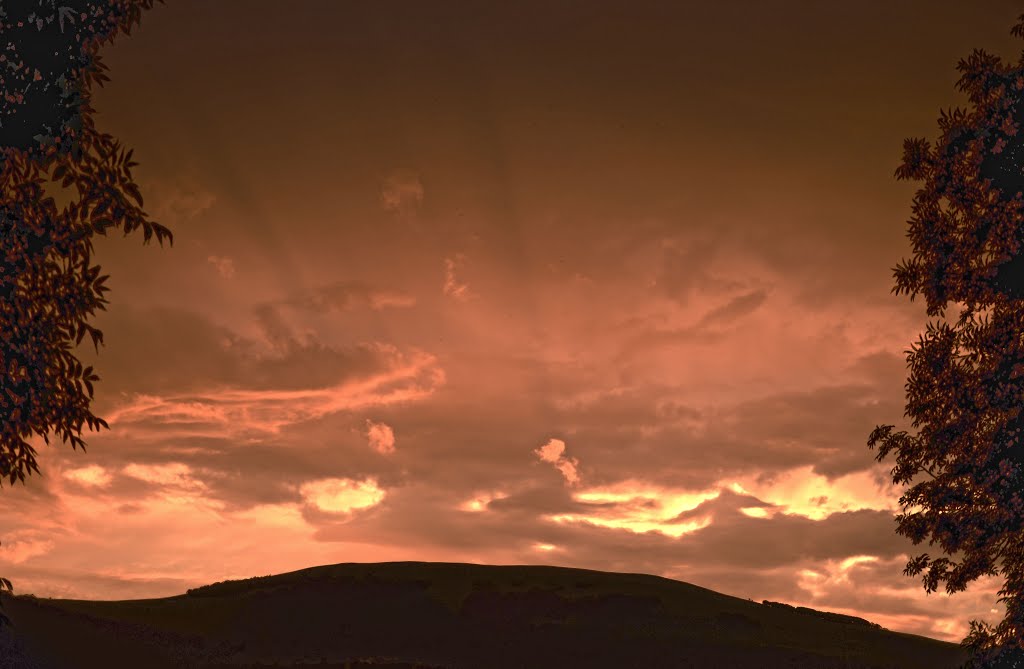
<box><xmin>0</xmin><ymin>0</ymin><xmax>158</xmax><ymax>162</ymax></box>
<box><xmin>867</xmin><ymin>13</ymin><xmax>1024</xmax><ymax>669</ymax></box>
<box><xmin>0</xmin><ymin>0</ymin><xmax>169</xmax><ymax>628</ymax></box>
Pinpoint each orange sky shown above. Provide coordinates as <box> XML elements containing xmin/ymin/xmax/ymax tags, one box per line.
<box><xmin>4</xmin><ymin>0</ymin><xmax>1023</xmax><ymax>645</ymax></box>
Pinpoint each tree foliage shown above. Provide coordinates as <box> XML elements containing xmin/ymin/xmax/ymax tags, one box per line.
<box><xmin>868</xmin><ymin>13</ymin><xmax>1024</xmax><ymax>669</ymax></box>
<box><xmin>0</xmin><ymin>0</ymin><xmax>168</xmax><ymax>628</ymax></box>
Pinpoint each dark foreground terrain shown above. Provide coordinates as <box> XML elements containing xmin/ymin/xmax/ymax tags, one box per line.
<box><xmin>0</xmin><ymin>561</ymin><xmax>972</xmax><ymax>668</ymax></box>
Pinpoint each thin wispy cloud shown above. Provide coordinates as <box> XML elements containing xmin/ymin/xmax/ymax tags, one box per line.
<box><xmin>100</xmin><ymin>348</ymin><xmax>446</xmax><ymax>439</ymax></box>
<box><xmin>146</xmin><ymin>175</ymin><xmax>217</xmax><ymax>223</ymax></box>
<box><xmin>443</xmin><ymin>254</ymin><xmax>473</xmax><ymax>301</ymax></box>
<box><xmin>281</xmin><ymin>281</ymin><xmax>416</xmax><ymax>313</ymax></box>
<box><xmin>0</xmin><ymin>534</ymin><xmax>56</xmax><ymax>565</ymax></box>
<box><xmin>206</xmin><ymin>255</ymin><xmax>235</xmax><ymax>279</ymax></box>
<box><xmin>380</xmin><ymin>169</ymin><xmax>424</xmax><ymax>215</ymax></box>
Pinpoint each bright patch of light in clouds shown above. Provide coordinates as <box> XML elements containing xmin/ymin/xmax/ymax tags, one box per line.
<box><xmin>232</xmin><ymin>503</ymin><xmax>307</xmax><ymax>528</ymax></box>
<box><xmin>299</xmin><ymin>477</ymin><xmax>386</xmax><ymax>514</ymax></box>
<box><xmin>62</xmin><ymin>464</ymin><xmax>112</xmax><ymax>487</ymax></box>
<box><xmin>548</xmin><ymin>511</ymin><xmax>714</xmax><ymax>539</ymax></box>
<box><xmin>549</xmin><ymin>480</ymin><xmax>720</xmax><ymax>539</ymax></box>
<box><xmin>794</xmin><ymin>557</ymin><xmax>885</xmax><ymax>601</ymax></box>
<box><xmin>458</xmin><ymin>490</ymin><xmax>510</xmax><ymax>512</ymax></box>
<box><xmin>839</xmin><ymin>555</ymin><xmax>880</xmax><ymax>579</ymax></box>
<box><xmin>123</xmin><ymin>462</ymin><xmax>205</xmax><ymax>489</ymax></box>
<box><xmin>726</xmin><ymin>466</ymin><xmax>903</xmax><ymax>519</ymax></box>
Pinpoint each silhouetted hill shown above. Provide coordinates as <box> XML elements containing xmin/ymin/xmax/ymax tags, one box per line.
<box><xmin>0</xmin><ymin>561</ymin><xmax>972</xmax><ymax>668</ymax></box>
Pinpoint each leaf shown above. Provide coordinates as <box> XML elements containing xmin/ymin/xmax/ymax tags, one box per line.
<box><xmin>57</xmin><ymin>6</ymin><xmax>76</xmax><ymax>33</ymax></box>
<box><xmin>125</xmin><ymin>183</ymin><xmax>143</xmax><ymax>206</ymax></box>
<box><xmin>90</xmin><ymin>328</ymin><xmax>104</xmax><ymax>353</ymax></box>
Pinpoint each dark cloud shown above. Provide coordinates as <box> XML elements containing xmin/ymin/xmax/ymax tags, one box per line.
<box><xmin>279</xmin><ymin>280</ymin><xmax>415</xmax><ymax>313</ymax></box>
<box><xmin>697</xmin><ymin>289</ymin><xmax>771</xmax><ymax>328</ymax></box>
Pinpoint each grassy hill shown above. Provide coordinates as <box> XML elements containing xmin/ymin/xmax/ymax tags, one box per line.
<box><xmin>0</xmin><ymin>560</ymin><xmax>972</xmax><ymax>668</ymax></box>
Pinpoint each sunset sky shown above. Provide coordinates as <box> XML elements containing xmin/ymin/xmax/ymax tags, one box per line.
<box><xmin>3</xmin><ymin>0</ymin><xmax>1024</xmax><ymax>645</ymax></box>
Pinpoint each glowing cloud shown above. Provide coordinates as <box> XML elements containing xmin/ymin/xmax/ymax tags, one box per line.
<box><xmin>457</xmin><ymin>490</ymin><xmax>510</xmax><ymax>512</ymax></box>
<box><xmin>443</xmin><ymin>254</ymin><xmax>472</xmax><ymax>301</ymax></box>
<box><xmin>365</xmin><ymin>419</ymin><xmax>396</xmax><ymax>455</ymax></box>
<box><xmin>548</xmin><ymin>479</ymin><xmax>720</xmax><ymax>539</ymax></box>
<box><xmin>533</xmin><ymin>438</ymin><xmax>581</xmax><ymax>486</ymax></box>
<box><xmin>62</xmin><ymin>465</ymin><xmax>113</xmax><ymax>488</ymax></box>
<box><xmin>724</xmin><ymin>465</ymin><xmax>905</xmax><ymax>520</ymax></box>
<box><xmin>0</xmin><ymin>537</ymin><xmax>56</xmax><ymax>564</ymax></box>
<box><xmin>101</xmin><ymin>344</ymin><xmax>445</xmax><ymax>439</ymax></box>
<box><xmin>299</xmin><ymin>477</ymin><xmax>386</xmax><ymax>514</ymax></box>
<box><xmin>122</xmin><ymin>462</ymin><xmax>206</xmax><ymax>491</ymax></box>
<box><xmin>232</xmin><ymin>503</ymin><xmax>307</xmax><ymax>529</ymax></box>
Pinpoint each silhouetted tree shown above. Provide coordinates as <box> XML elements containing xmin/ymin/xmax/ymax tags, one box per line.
<box><xmin>867</xmin><ymin>13</ymin><xmax>1024</xmax><ymax>669</ymax></box>
<box><xmin>0</xmin><ymin>0</ymin><xmax>168</xmax><ymax>628</ymax></box>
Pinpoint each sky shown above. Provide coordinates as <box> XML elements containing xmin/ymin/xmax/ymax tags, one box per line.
<box><xmin>3</xmin><ymin>0</ymin><xmax>1023</xmax><ymax>646</ymax></box>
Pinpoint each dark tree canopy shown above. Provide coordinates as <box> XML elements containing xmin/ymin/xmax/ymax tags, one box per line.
<box><xmin>868</xmin><ymin>14</ymin><xmax>1024</xmax><ymax>669</ymax></box>
<box><xmin>0</xmin><ymin>0</ymin><xmax>168</xmax><ymax>628</ymax></box>
<box><xmin>0</xmin><ymin>0</ymin><xmax>160</xmax><ymax>164</ymax></box>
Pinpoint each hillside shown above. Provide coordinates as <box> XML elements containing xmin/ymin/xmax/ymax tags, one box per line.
<box><xmin>0</xmin><ymin>561</ymin><xmax>972</xmax><ymax>668</ymax></box>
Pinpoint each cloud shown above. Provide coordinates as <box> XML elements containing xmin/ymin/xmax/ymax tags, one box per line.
<box><xmin>443</xmin><ymin>254</ymin><xmax>473</xmax><ymax>301</ymax></box>
<box><xmin>697</xmin><ymin>289</ymin><xmax>770</xmax><ymax>328</ymax></box>
<box><xmin>252</xmin><ymin>303</ymin><xmax>296</xmax><ymax>356</ymax></box>
<box><xmin>299</xmin><ymin>477</ymin><xmax>386</xmax><ymax>515</ymax></box>
<box><xmin>206</xmin><ymin>255</ymin><xmax>235</xmax><ymax>279</ymax></box>
<box><xmin>380</xmin><ymin>169</ymin><xmax>424</xmax><ymax>214</ymax></box>
<box><xmin>122</xmin><ymin>462</ymin><xmax>208</xmax><ymax>492</ymax></box>
<box><xmin>146</xmin><ymin>175</ymin><xmax>217</xmax><ymax>223</ymax></box>
<box><xmin>653</xmin><ymin>235</ymin><xmax>743</xmax><ymax>305</ymax></box>
<box><xmin>365</xmin><ymin>419</ymin><xmax>396</xmax><ymax>455</ymax></box>
<box><xmin>533</xmin><ymin>438</ymin><xmax>581</xmax><ymax>487</ymax></box>
<box><xmin>62</xmin><ymin>465</ymin><xmax>112</xmax><ymax>488</ymax></box>
<box><xmin>369</xmin><ymin>290</ymin><xmax>417</xmax><ymax>310</ymax></box>
<box><xmin>102</xmin><ymin>344</ymin><xmax>445</xmax><ymax>440</ymax></box>
<box><xmin>0</xmin><ymin>534</ymin><xmax>56</xmax><ymax>564</ymax></box>
<box><xmin>282</xmin><ymin>281</ymin><xmax>416</xmax><ymax>313</ymax></box>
